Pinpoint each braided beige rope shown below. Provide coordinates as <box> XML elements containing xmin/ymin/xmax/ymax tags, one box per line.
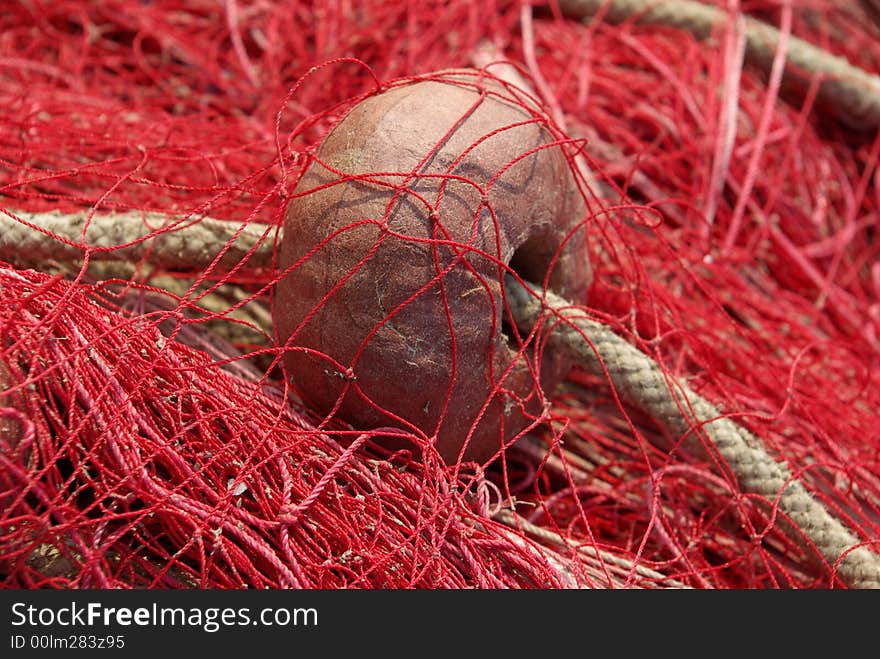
<box><xmin>0</xmin><ymin>209</ymin><xmax>276</xmax><ymax>272</ymax></box>
<box><xmin>505</xmin><ymin>275</ymin><xmax>880</xmax><ymax>588</ymax></box>
<box><xmin>558</xmin><ymin>0</ymin><xmax>880</xmax><ymax>130</ymax></box>
<box><xmin>493</xmin><ymin>509</ymin><xmax>692</xmax><ymax>588</ymax></box>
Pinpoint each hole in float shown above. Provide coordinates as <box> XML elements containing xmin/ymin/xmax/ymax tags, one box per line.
<box><xmin>501</xmin><ymin>233</ymin><xmax>552</xmax><ymax>347</ymax></box>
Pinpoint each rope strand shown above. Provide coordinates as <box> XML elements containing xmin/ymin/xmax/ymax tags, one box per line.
<box><xmin>558</xmin><ymin>0</ymin><xmax>880</xmax><ymax>130</ymax></box>
<box><xmin>504</xmin><ymin>274</ymin><xmax>880</xmax><ymax>588</ymax></box>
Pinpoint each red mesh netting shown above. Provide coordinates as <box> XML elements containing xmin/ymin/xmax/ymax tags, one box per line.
<box><xmin>2</xmin><ymin>0</ymin><xmax>880</xmax><ymax>589</ymax></box>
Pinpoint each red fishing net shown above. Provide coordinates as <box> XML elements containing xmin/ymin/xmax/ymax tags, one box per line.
<box><xmin>2</xmin><ymin>0</ymin><xmax>879</xmax><ymax>589</ymax></box>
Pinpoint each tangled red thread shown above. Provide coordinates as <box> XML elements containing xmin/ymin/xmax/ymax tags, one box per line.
<box><xmin>2</xmin><ymin>0</ymin><xmax>880</xmax><ymax>589</ymax></box>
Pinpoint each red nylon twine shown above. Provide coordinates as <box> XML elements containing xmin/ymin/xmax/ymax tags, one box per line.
<box><xmin>2</xmin><ymin>0</ymin><xmax>879</xmax><ymax>588</ymax></box>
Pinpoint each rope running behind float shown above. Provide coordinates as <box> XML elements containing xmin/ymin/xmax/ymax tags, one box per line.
<box><xmin>557</xmin><ymin>0</ymin><xmax>880</xmax><ymax>131</ymax></box>
<box><xmin>3</xmin><ymin>208</ymin><xmax>879</xmax><ymax>588</ymax></box>
<box><xmin>504</xmin><ymin>274</ymin><xmax>880</xmax><ymax>590</ymax></box>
